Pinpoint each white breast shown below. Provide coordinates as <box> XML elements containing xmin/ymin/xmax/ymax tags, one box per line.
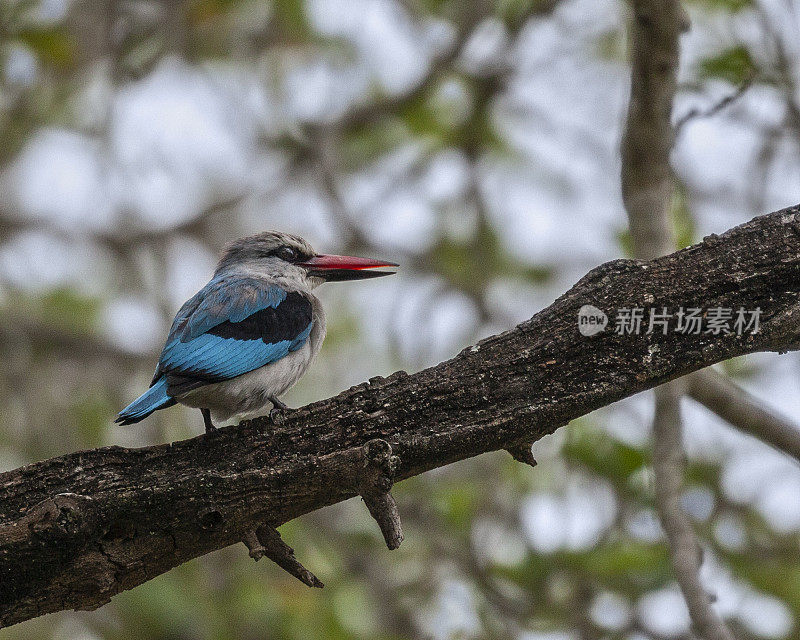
<box><xmin>177</xmin><ymin>294</ymin><xmax>327</xmax><ymax>423</ymax></box>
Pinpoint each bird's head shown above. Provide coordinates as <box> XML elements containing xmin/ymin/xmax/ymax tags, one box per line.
<box><xmin>215</xmin><ymin>231</ymin><xmax>397</xmax><ymax>289</ymax></box>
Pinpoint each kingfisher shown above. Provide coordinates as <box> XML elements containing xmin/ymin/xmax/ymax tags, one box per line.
<box><xmin>115</xmin><ymin>231</ymin><xmax>397</xmax><ymax>432</ymax></box>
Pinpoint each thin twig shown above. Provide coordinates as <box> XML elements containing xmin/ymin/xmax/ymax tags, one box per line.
<box><xmin>243</xmin><ymin>525</ymin><xmax>324</xmax><ymax>588</ymax></box>
<box><xmin>674</xmin><ymin>75</ymin><xmax>755</xmax><ymax>140</ymax></box>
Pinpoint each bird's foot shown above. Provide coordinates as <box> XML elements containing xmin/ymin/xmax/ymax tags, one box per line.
<box><xmin>201</xmin><ymin>408</ymin><xmax>216</xmax><ymax>434</ymax></box>
<box><xmin>269</xmin><ymin>397</ymin><xmax>291</xmax><ymax>425</ymax></box>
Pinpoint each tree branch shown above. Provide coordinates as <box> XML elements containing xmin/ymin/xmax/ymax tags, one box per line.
<box><xmin>652</xmin><ymin>379</ymin><xmax>736</xmax><ymax>640</ymax></box>
<box><xmin>620</xmin><ymin>0</ymin><xmax>686</xmax><ymax>258</ymax></box>
<box><xmin>674</xmin><ymin>75</ymin><xmax>755</xmax><ymax>140</ymax></box>
<box><xmin>325</xmin><ymin>0</ymin><xmax>561</xmax><ymax>132</ymax></box>
<box><xmin>2</xmin><ymin>204</ymin><xmax>800</xmax><ymax>627</ymax></box>
<box><xmin>621</xmin><ymin>1</ymin><xmax>736</xmax><ymax>637</ymax></box>
<box><xmin>688</xmin><ymin>369</ymin><xmax>800</xmax><ymax>465</ymax></box>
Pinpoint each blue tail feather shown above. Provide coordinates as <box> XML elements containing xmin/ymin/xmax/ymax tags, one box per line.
<box><xmin>115</xmin><ymin>377</ymin><xmax>176</xmax><ymax>425</ymax></box>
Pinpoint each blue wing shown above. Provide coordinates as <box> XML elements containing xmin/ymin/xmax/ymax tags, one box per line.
<box><xmin>165</xmin><ymin>274</ymin><xmax>289</xmax><ymax>345</ymax></box>
<box><xmin>154</xmin><ymin>276</ymin><xmax>313</xmax><ymax>395</ymax></box>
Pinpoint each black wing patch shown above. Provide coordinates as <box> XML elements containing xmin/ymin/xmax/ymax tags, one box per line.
<box><xmin>207</xmin><ymin>292</ymin><xmax>312</xmax><ymax>343</ymax></box>
<box><xmin>159</xmin><ymin>292</ymin><xmax>314</xmax><ymax>397</ymax></box>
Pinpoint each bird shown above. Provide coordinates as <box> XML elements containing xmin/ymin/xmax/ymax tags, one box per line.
<box><xmin>115</xmin><ymin>231</ymin><xmax>397</xmax><ymax>432</ymax></box>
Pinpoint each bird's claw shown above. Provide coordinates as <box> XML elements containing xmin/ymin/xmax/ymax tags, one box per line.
<box><xmin>270</xmin><ymin>406</ymin><xmax>291</xmax><ymax>425</ymax></box>
<box><xmin>269</xmin><ymin>397</ymin><xmax>291</xmax><ymax>425</ymax></box>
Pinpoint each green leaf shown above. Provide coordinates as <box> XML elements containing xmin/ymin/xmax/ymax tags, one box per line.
<box><xmin>563</xmin><ymin>427</ymin><xmax>649</xmax><ymax>486</ymax></box>
<box><xmin>273</xmin><ymin>0</ymin><xmax>312</xmax><ymax>42</ymax></box>
<box><xmin>670</xmin><ymin>187</ymin><xmax>696</xmax><ymax>249</ymax></box>
<box><xmin>594</xmin><ymin>29</ymin><xmax>626</xmax><ymax>62</ymax></box>
<box><xmin>686</xmin><ymin>0</ymin><xmax>753</xmax><ymax>12</ymax></box>
<box><xmin>70</xmin><ymin>393</ymin><xmax>114</xmax><ymax>446</ymax></box>
<box><xmin>565</xmin><ymin>542</ymin><xmax>672</xmax><ymax>592</ymax></box>
<box><xmin>320</xmin><ymin>313</ymin><xmax>361</xmax><ymax>350</ymax></box>
<box><xmin>727</xmin><ymin>553</ymin><xmax>800</xmax><ymax>609</ymax></box>
<box><xmin>698</xmin><ymin>46</ymin><xmax>756</xmax><ymax>85</ymax></box>
<box><xmin>3</xmin><ymin>288</ymin><xmax>102</xmax><ymax>335</ymax></box>
<box><xmin>411</xmin><ymin>0</ymin><xmax>453</xmax><ymax>14</ymax></box>
<box><xmin>400</xmin><ymin>91</ymin><xmax>450</xmax><ymax>143</ymax></box>
<box><xmin>187</xmin><ymin>0</ymin><xmax>240</xmax><ymax>24</ymax></box>
<box><xmin>435</xmin><ymin>483</ymin><xmax>479</xmax><ymax>527</ymax></box>
<box><xmin>37</xmin><ymin>288</ymin><xmax>102</xmax><ymax>332</ymax></box>
<box><xmin>430</xmin><ymin>219</ymin><xmax>551</xmax><ymax>298</ymax></box>
<box><xmin>17</xmin><ymin>28</ymin><xmax>75</xmax><ymax>68</ymax></box>
<box><xmin>617</xmin><ymin>228</ymin><xmax>634</xmax><ymax>257</ymax></box>
<box><xmin>338</xmin><ymin>121</ymin><xmax>408</xmax><ymax>172</ymax></box>
<box><xmin>497</xmin><ymin>0</ymin><xmax>563</xmax><ymax>26</ymax></box>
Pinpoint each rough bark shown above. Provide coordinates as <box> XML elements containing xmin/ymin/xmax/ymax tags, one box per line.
<box><xmin>2</xmin><ymin>204</ymin><xmax>800</xmax><ymax>627</ymax></box>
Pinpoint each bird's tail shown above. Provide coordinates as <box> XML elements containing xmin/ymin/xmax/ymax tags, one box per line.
<box><xmin>115</xmin><ymin>377</ymin><xmax>177</xmax><ymax>425</ymax></box>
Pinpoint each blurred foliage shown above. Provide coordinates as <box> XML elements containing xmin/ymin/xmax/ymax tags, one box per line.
<box><xmin>23</xmin><ymin>288</ymin><xmax>102</xmax><ymax>332</ymax></box>
<box><xmin>1</xmin><ymin>0</ymin><xmax>800</xmax><ymax>639</ymax></box>
<box><xmin>671</xmin><ymin>187</ymin><xmax>697</xmax><ymax>251</ymax></box>
<box><xmin>698</xmin><ymin>45</ymin><xmax>757</xmax><ymax>85</ymax></box>
<box><xmin>686</xmin><ymin>0</ymin><xmax>754</xmax><ymax>12</ymax></box>
<box><xmin>16</xmin><ymin>27</ymin><xmax>75</xmax><ymax>68</ymax></box>
<box><xmin>593</xmin><ymin>28</ymin><xmax>627</xmax><ymax>62</ymax></box>
<box><xmin>429</xmin><ymin>219</ymin><xmax>551</xmax><ymax>300</ymax></box>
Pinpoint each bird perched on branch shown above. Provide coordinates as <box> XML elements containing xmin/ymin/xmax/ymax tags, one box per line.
<box><xmin>116</xmin><ymin>232</ymin><xmax>397</xmax><ymax>432</ymax></box>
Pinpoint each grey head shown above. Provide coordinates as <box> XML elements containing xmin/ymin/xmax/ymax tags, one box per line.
<box><xmin>215</xmin><ymin>231</ymin><xmax>397</xmax><ymax>289</ymax></box>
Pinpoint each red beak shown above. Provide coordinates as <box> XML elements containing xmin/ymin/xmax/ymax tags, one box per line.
<box><xmin>299</xmin><ymin>254</ymin><xmax>398</xmax><ymax>281</ymax></box>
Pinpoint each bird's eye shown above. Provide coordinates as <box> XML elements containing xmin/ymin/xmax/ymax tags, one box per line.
<box><xmin>275</xmin><ymin>246</ymin><xmax>298</xmax><ymax>262</ymax></box>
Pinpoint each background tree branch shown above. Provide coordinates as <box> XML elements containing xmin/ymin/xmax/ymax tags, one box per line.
<box><xmin>2</xmin><ymin>203</ymin><xmax>800</xmax><ymax>628</ymax></box>
<box><xmin>688</xmin><ymin>369</ymin><xmax>800</xmax><ymax>465</ymax></box>
<box><xmin>620</xmin><ymin>0</ymin><xmax>737</xmax><ymax>637</ymax></box>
